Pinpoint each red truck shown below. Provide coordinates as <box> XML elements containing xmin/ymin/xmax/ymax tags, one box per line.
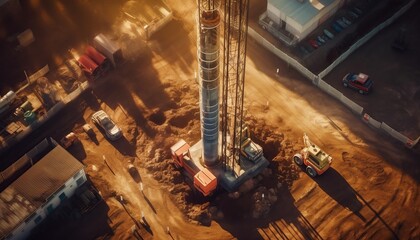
<box><xmin>85</xmin><ymin>45</ymin><xmax>111</xmax><ymax>72</ymax></box>
<box><xmin>77</xmin><ymin>55</ymin><xmax>100</xmax><ymax>80</ymax></box>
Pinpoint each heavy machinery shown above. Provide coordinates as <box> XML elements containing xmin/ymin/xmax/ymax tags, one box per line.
<box><xmin>170</xmin><ymin>125</ymin><xmax>262</xmax><ymax>195</ymax></box>
<box><xmin>240</xmin><ymin>126</ymin><xmax>263</xmax><ymax>162</ymax></box>
<box><xmin>293</xmin><ymin>133</ymin><xmax>332</xmax><ymax>177</ymax></box>
<box><xmin>170</xmin><ymin>140</ymin><xmax>217</xmax><ymax>196</ymax></box>
<box><xmin>170</xmin><ymin>0</ymin><xmax>268</xmax><ymax>195</ymax></box>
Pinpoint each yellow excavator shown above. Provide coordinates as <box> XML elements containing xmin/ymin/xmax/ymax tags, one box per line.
<box><xmin>293</xmin><ymin>133</ymin><xmax>332</xmax><ymax>177</ymax></box>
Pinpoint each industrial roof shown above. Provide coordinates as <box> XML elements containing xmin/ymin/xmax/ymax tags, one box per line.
<box><xmin>268</xmin><ymin>0</ymin><xmax>337</xmax><ymax>25</ymax></box>
<box><xmin>0</xmin><ymin>144</ymin><xmax>84</xmax><ymax>239</ymax></box>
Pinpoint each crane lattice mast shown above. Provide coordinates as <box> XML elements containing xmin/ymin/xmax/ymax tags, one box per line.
<box><xmin>221</xmin><ymin>0</ymin><xmax>249</xmax><ymax>173</ymax></box>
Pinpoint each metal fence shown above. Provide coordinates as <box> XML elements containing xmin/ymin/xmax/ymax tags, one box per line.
<box><xmin>362</xmin><ymin>113</ymin><xmax>381</xmax><ymax>129</ymax></box>
<box><xmin>248</xmin><ymin>27</ymin><xmax>317</xmax><ymax>82</ymax></box>
<box><xmin>381</xmin><ymin>122</ymin><xmax>410</xmax><ymax>143</ymax></box>
<box><xmin>316</xmin><ymin>79</ymin><xmax>364</xmax><ymax>114</ymax></box>
<box><xmin>248</xmin><ymin>1</ymin><xmax>419</xmax><ymax>149</ymax></box>
<box><xmin>340</xmin><ymin>95</ymin><xmax>364</xmax><ymax>115</ymax></box>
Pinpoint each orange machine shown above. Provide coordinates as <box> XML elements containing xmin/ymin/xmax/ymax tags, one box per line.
<box><xmin>293</xmin><ymin>133</ymin><xmax>332</xmax><ymax>177</ymax></box>
<box><xmin>170</xmin><ymin>140</ymin><xmax>217</xmax><ymax>196</ymax></box>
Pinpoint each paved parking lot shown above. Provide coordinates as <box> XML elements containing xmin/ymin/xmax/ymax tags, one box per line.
<box><xmin>249</xmin><ymin>0</ymin><xmax>419</xmax><ymax>140</ymax></box>
<box><xmin>323</xmin><ymin>1</ymin><xmax>420</xmax><ymax>139</ymax></box>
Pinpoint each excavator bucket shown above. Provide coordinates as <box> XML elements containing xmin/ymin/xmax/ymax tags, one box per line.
<box><xmin>303</xmin><ymin>133</ymin><xmax>311</xmax><ymax>148</ymax></box>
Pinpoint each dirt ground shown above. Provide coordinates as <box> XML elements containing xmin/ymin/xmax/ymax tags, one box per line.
<box><xmin>7</xmin><ymin>0</ymin><xmax>419</xmax><ymax>239</ymax></box>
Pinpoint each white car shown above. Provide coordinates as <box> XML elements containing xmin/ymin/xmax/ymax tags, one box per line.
<box><xmin>60</xmin><ymin>132</ymin><xmax>78</xmax><ymax>149</ymax></box>
<box><xmin>91</xmin><ymin>110</ymin><xmax>122</xmax><ymax>140</ymax></box>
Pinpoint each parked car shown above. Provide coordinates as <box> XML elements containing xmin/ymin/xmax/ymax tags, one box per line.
<box><xmin>342</xmin><ymin>72</ymin><xmax>373</xmax><ymax>94</ymax></box>
<box><xmin>348</xmin><ymin>10</ymin><xmax>360</xmax><ymax>20</ymax></box>
<box><xmin>91</xmin><ymin>110</ymin><xmax>122</xmax><ymax>140</ymax></box>
<box><xmin>308</xmin><ymin>39</ymin><xmax>319</xmax><ymax>49</ymax></box>
<box><xmin>332</xmin><ymin>22</ymin><xmax>343</xmax><ymax>33</ymax></box>
<box><xmin>323</xmin><ymin>29</ymin><xmax>335</xmax><ymax>39</ymax></box>
<box><xmin>353</xmin><ymin>7</ymin><xmax>363</xmax><ymax>15</ymax></box>
<box><xmin>336</xmin><ymin>19</ymin><xmax>348</xmax><ymax>29</ymax></box>
<box><xmin>341</xmin><ymin>16</ymin><xmax>352</xmax><ymax>26</ymax></box>
<box><xmin>317</xmin><ymin>35</ymin><xmax>326</xmax><ymax>44</ymax></box>
<box><xmin>320</xmin><ymin>34</ymin><xmax>329</xmax><ymax>42</ymax></box>
<box><xmin>60</xmin><ymin>132</ymin><xmax>78</xmax><ymax>149</ymax></box>
<box><xmin>315</xmin><ymin>38</ymin><xmax>323</xmax><ymax>46</ymax></box>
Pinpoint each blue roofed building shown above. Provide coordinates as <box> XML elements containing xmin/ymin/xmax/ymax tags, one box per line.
<box><xmin>265</xmin><ymin>0</ymin><xmax>345</xmax><ymax>42</ymax></box>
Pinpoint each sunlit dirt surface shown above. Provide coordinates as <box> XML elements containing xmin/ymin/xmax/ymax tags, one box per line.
<box><xmin>27</xmin><ymin>0</ymin><xmax>419</xmax><ymax>239</ymax></box>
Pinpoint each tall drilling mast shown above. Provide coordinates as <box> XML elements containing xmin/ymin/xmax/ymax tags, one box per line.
<box><xmin>182</xmin><ymin>0</ymin><xmax>266</xmax><ymax>194</ymax></box>
<box><xmin>221</xmin><ymin>0</ymin><xmax>249</xmax><ymax>173</ymax></box>
<box><xmin>197</xmin><ymin>0</ymin><xmax>262</xmax><ymax>177</ymax></box>
<box><xmin>197</xmin><ymin>0</ymin><xmax>221</xmax><ymax>166</ymax></box>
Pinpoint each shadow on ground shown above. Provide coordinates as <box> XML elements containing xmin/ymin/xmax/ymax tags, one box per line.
<box><xmin>215</xmin><ymin>185</ymin><xmax>323</xmax><ymax>240</ymax></box>
<box><xmin>314</xmin><ymin>167</ymin><xmax>365</xmax><ymax>221</ymax></box>
<box><xmin>29</xmin><ymin>193</ymin><xmax>113</xmax><ymax>240</ymax></box>
<box><xmin>246</xmin><ymin>36</ymin><xmax>420</xmax><ymax>183</ymax></box>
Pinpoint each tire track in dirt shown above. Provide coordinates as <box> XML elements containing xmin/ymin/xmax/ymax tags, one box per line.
<box><xmin>340</xmin><ymin>150</ymin><xmax>409</xmax><ymax>238</ymax></box>
<box><xmin>244</xmin><ymin>45</ymin><xmax>419</xmax><ymax>238</ymax></box>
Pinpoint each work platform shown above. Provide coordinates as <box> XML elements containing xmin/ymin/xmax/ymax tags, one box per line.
<box><xmin>189</xmin><ymin>140</ymin><xmax>269</xmax><ymax>192</ymax></box>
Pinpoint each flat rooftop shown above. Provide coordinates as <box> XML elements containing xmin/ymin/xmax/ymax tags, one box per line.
<box><xmin>0</xmin><ymin>144</ymin><xmax>84</xmax><ymax>239</ymax></box>
<box><xmin>269</xmin><ymin>0</ymin><xmax>336</xmax><ymax>25</ymax></box>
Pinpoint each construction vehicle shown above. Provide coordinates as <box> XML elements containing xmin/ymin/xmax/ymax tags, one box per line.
<box><xmin>293</xmin><ymin>133</ymin><xmax>332</xmax><ymax>177</ymax></box>
<box><xmin>93</xmin><ymin>34</ymin><xmax>124</xmax><ymax>68</ymax></box>
<box><xmin>240</xmin><ymin>126</ymin><xmax>263</xmax><ymax>162</ymax></box>
<box><xmin>170</xmin><ymin>140</ymin><xmax>217</xmax><ymax>196</ymax></box>
<box><xmin>169</xmin><ymin>0</ymin><xmax>268</xmax><ymax>194</ymax></box>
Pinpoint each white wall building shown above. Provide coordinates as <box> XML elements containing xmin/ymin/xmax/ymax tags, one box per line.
<box><xmin>0</xmin><ymin>139</ymin><xmax>86</xmax><ymax>240</ymax></box>
<box><xmin>266</xmin><ymin>0</ymin><xmax>345</xmax><ymax>41</ymax></box>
